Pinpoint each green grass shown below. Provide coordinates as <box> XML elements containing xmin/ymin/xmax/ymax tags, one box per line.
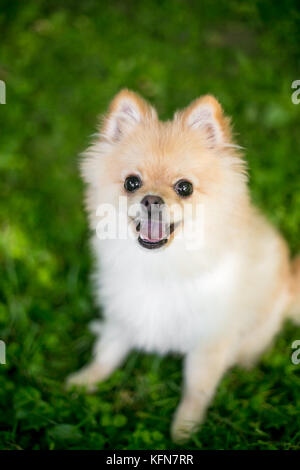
<box><xmin>0</xmin><ymin>0</ymin><xmax>300</xmax><ymax>450</ymax></box>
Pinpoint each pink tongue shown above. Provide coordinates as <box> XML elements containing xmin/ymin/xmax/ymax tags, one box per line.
<box><xmin>140</xmin><ymin>219</ymin><xmax>167</xmax><ymax>242</ymax></box>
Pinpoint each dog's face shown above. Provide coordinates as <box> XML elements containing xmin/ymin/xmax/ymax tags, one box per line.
<box><xmin>82</xmin><ymin>90</ymin><xmax>248</xmax><ymax>252</ymax></box>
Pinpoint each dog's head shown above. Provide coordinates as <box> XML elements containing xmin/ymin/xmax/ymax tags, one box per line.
<box><xmin>81</xmin><ymin>90</ymin><xmax>248</xmax><ymax>253</ymax></box>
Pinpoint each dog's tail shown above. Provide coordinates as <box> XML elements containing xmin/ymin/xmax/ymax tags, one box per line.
<box><xmin>288</xmin><ymin>255</ymin><xmax>300</xmax><ymax>325</ymax></box>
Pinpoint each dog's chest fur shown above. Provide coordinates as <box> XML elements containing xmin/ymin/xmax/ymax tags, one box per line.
<box><xmin>97</xmin><ymin>240</ymin><xmax>239</xmax><ymax>354</ymax></box>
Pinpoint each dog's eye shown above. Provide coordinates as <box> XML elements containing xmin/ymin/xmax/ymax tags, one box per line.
<box><xmin>174</xmin><ymin>179</ymin><xmax>193</xmax><ymax>197</ymax></box>
<box><xmin>124</xmin><ymin>175</ymin><xmax>142</xmax><ymax>192</ymax></box>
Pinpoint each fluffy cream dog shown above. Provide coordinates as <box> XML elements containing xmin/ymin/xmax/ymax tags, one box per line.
<box><xmin>67</xmin><ymin>90</ymin><xmax>300</xmax><ymax>443</ymax></box>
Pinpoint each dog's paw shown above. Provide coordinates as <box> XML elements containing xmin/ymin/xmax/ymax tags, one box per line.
<box><xmin>171</xmin><ymin>415</ymin><xmax>197</xmax><ymax>444</ymax></box>
<box><xmin>171</xmin><ymin>398</ymin><xmax>204</xmax><ymax>444</ymax></box>
<box><xmin>65</xmin><ymin>362</ymin><xmax>104</xmax><ymax>393</ymax></box>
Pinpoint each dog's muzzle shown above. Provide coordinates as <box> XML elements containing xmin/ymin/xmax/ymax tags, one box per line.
<box><xmin>136</xmin><ymin>195</ymin><xmax>174</xmax><ymax>250</ymax></box>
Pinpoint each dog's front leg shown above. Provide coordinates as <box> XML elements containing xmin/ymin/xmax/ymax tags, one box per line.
<box><xmin>171</xmin><ymin>340</ymin><xmax>232</xmax><ymax>443</ymax></box>
<box><xmin>66</xmin><ymin>326</ymin><xmax>130</xmax><ymax>392</ymax></box>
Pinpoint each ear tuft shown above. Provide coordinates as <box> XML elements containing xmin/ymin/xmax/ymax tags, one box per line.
<box><xmin>102</xmin><ymin>89</ymin><xmax>157</xmax><ymax>142</ymax></box>
<box><xmin>181</xmin><ymin>95</ymin><xmax>230</xmax><ymax>148</ymax></box>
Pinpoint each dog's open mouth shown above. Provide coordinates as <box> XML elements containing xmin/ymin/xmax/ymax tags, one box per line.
<box><xmin>136</xmin><ymin>218</ymin><xmax>176</xmax><ymax>249</ymax></box>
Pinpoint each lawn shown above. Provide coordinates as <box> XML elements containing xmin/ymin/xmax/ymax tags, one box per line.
<box><xmin>0</xmin><ymin>0</ymin><xmax>299</xmax><ymax>450</ymax></box>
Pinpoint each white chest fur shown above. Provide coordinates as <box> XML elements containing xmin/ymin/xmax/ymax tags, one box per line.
<box><xmin>96</xmin><ymin>239</ymin><xmax>239</xmax><ymax>355</ymax></box>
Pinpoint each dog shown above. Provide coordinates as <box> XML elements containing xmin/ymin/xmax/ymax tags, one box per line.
<box><xmin>67</xmin><ymin>89</ymin><xmax>300</xmax><ymax>443</ymax></box>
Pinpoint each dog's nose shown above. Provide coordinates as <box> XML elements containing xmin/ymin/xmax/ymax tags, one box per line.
<box><xmin>141</xmin><ymin>195</ymin><xmax>164</xmax><ymax>210</ymax></box>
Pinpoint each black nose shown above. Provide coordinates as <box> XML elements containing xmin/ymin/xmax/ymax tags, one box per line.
<box><xmin>141</xmin><ymin>195</ymin><xmax>164</xmax><ymax>210</ymax></box>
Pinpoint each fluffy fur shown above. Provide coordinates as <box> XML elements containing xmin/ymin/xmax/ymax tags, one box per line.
<box><xmin>67</xmin><ymin>89</ymin><xmax>300</xmax><ymax>443</ymax></box>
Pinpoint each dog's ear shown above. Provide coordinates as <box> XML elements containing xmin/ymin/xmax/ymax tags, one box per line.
<box><xmin>180</xmin><ymin>95</ymin><xmax>231</xmax><ymax>147</ymax></box>
<box><xmin>102</xmin><ymin>89</ymin><xmax>157</xmax><ymax>142</ymax></box>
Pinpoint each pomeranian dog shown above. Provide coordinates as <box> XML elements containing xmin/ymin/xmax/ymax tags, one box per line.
<box><xmin>67</xmin><ymin>89</ymin><xmax>300</xmax><ymax>443</ymax></box>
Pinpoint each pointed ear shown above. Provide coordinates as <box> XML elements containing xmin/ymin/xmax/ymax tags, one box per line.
<box><xmin>180</xmin><ymin>95</ymin><xmax>231</xmax><ymax>148</ymax></box>
<box><xmin>101</xmin><ymin>89</ymin><xmax>157</xmax><ymax>142</ymax></box>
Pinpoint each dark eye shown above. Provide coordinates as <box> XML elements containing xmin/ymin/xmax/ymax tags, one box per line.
<box><xmin>124</xmin><ymin>175</ymin><xmax>142</xmax><ymax>192</ymax></box>
<box><xmin>174</xmin><ymin>179</ymin><xmax>193</xmax><ymax>197</ymax></box>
